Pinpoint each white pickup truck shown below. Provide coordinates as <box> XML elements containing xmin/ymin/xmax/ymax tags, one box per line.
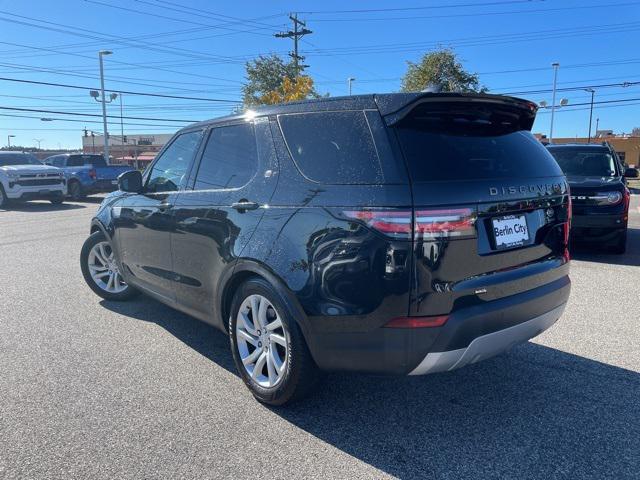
<box><xmin>0</xmin><ymin>151</ymin><xmax>67</xmax><ymax>207</ymax></box>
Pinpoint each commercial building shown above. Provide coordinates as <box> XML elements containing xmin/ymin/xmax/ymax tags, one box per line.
<box><xmin>81</xmin><ymin>133</ymin><xmax>173</xmax><ymax>167</ymax></box>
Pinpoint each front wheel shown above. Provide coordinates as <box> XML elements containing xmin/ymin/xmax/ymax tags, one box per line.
<box><xmin>50</xmin><ymin>197</ymin><xmax>64</xmax><ymax>205</ymax></box>
<box><xmin>80</xmin><ymin>231</ymin><xmax>139</xmax><ymax>301</ymax></box>
<box><xmin>229</xmin><ymin>278</ymin><xmax>319</xmax><ymax>405</ymax></box>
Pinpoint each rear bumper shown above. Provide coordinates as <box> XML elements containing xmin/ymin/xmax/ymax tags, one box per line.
<box><xmin>305</xmin><ymin>275</ymin><xmax>570</xmax><ymax>375</ymax></box>
<box><xmin>409</xmin><ymin>303</ymin><xmax>564</xmax><ymax>374</ymax></box>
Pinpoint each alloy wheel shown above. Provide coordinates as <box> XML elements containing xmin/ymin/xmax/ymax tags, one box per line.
<box><xmin>235</xmin><ymin>294</ymin><xmax>288</xmax><ymax>388</ymax></box>
<box><xmin>87</xmin><ymin>241</ymin><xmax>128</xmax><ymax>294</ymax></box>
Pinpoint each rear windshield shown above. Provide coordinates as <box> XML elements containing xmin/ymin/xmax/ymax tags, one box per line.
<box><xmin>0</xmin><ymin>153</ymin><xmax>42</xmax><ymax>166</ymax></box>
<box><xmin>547</xmin><ymin>147</ymin><xmax>618</xmax><ymax>177</ymax></box>
<box><xmin>394</xmin><ymin>103</ymin><xmax>562</xmax><ymax>182</ymax></box>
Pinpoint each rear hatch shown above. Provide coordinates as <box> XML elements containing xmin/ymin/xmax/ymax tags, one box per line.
<box><xmin>384</xmin><ymin>94</ymin><xmax>570</xmax><ymax>316</ymax></box>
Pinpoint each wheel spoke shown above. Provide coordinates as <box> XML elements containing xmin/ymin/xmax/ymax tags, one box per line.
<box><xmin>257</xmin><ymin>297</ymin><xmax>268</xmax><ymax>328</ymax></box>
<box><xmin>106</xmin><ymin>272</ymin><xmax>114</xmax><ymax>291</ymax></box>
<box><xmin>239</xmin><ymin>312</ymin><xmax>257</xmax><ymax>335</ymax></box>
<box><xmin>269</xmin><ymin>344</ymin><xmax>284</xmax><ymax>375</ymax></box>
<box><xmin>237</xmin><ymin>328</ymin><xmax>258</xmax><ymax>346</ymax></box>
<box><xmin>98</xmin><ymin>244</ymin><xmax>109</xmax><ymax>265</ymax></box>
<box><xmin>265</xmin><ymin>317</ymin><xmax>282</xmax><ymax>332</ymax></box>
<box><xmin>269</xmin><ymin>333</ymin><xmax>286</xmax><ymax>347</ymax></box>
<box><xmin>93</xmin><ymin>271</ymin><xmax>110</xmax><ymax>279</ymax></box>
<box><xmin>242</xmin><ymin>347</ymin><xmax>262</xmax><ymax>366</ymax></box>
<box><xmin>252</xmin><ymin>352</ymin><xmax>267</xmax><ymax>380</ymax></box>
<box><xmin>250</xmin><ymin>296</ymin><xmax>261</xmax><ymax>328</ymax></box>
<box><xmin>266</xmin><ymin>349</ymin><xmax>276</xmax><ymax>385</ymax></box>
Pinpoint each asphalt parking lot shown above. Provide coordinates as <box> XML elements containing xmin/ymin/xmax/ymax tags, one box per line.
<box><xmin>1</xmin><ymin>195</ymin><xmax>639</xmax><ymax>480</ymax></box>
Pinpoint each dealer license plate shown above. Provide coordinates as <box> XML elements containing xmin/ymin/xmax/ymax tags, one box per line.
<box><xmin>491</xmin><ymin>214</ymin><xmax>529</xmax><ymax>249</ymax></box>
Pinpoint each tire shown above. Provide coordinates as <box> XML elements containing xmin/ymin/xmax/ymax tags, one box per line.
<box><xmin>80</xmin><ymin>231</ymin><xmax>139</xmax><ymax>301</ymax></box>
<box><xmin>612</xmin><ymin>230</ymin><xmax>627</xmax><ymax>254</ymax></box>
<box><xmin>229</xmin><ymin>278</ymin><xmax>320</xmax><ymax>406</ymax></box>
<box><xmin>50</xmin><ymin>197</ymin><xmax>64</xmax><ymax>205</ymax></box>
<box><xmin>0</xmin><ymin>185</ymin><xmax>7</xmax><ymax>208</ymax></box>
<box><xmin>68</xmin><ymin>180</ymin><xmax>84</xmax><ymax>201</ymax></box>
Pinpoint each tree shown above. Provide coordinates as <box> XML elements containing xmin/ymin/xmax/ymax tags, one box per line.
<box><xmin>401</xmin><ymin>48</ymin><xmax>485</xmax><ymax>93</ymax></box>
<box><xmin>632</xmin><ymin>127</ymin><xmax>640</xmax><ymax>137</ymax></box>
<box><xmin>242</xmin><ymin>54</ymin><xmax>318</xmax><ymax>106</ymax></box>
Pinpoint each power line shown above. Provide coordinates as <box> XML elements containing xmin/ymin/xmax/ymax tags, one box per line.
<box><xmin>0</xmin><ymin>106</ymin><xmax>202</xmax><ymax>123</ymax></box>
<box><xmin>0</xmin><ymin>112</ymin><xmax>186</xmax><ymax>128</ymax></box>
<box><xmin>0</xmin><ymin>76</ymin><xmax>239</xmax><ymax>103</ymax></box>
<box><xmin>300</xmin><ymin>0</ymin><xmax>545</xmax><ymax>14</ymax></box>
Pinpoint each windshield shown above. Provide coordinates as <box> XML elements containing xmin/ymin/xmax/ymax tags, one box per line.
<box><xmin>0</xmin><ymin>153</ymin><xmax>42</xmax><ymax>167</ymax></box>
<box><xmin>547</xmin><ymin>148</ymin><xmax>618</xmax><ymax>177</ymax></box>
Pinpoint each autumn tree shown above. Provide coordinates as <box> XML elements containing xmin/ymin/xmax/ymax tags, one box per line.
<box><xmin>242</xmin><ymin>54</ymin><xmax>318</xmax><ymax>106</ymax></box>
<box><xmin>401</xmin><ymin>48</ymin><xmax>485</xmax><ymax>93</ymax></box>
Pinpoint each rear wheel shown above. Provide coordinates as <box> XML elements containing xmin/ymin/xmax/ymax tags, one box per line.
<box><xmin>80</xmin><ymin>231</ymin><xmax>139</xmax><ymax>301</ymax></box>
<box><xmin>229</xmin><ymin>278</ymin><xmax>319</xmax><ymax>405</ymax></box>
<box><xmin>50</xmin><ymin>197</ymin><xmax>64</xmax><ymax>205</ymax></box>
<box><xmin>68</xmin><ymin>180</ymin><xmax>84</xmax><ymax>200</ymax></box>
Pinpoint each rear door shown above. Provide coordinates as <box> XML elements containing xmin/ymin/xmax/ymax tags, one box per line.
<box><xmin>389</xmin><ymin>97</ymin><xmax>570</xmax><ymax>316</ymax></box>
<box><xmin>170</xmin><ymin>119</ymin><xmax>277</xmax><ymax>323</ymax></box>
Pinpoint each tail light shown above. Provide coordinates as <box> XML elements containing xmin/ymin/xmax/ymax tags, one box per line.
<box><xmin>563</xmin><ymin>194</ymin><xmax>572</xmax><ymax>261</ymax></box>
<box><xmin>384</xmin><ymin>315</ymin><xmax>449</xmax><ymax>328</ymax></box>
<box><xmin>88</xmin><ymin>168</ymin><xmax>97</xmax><ymax>180</ymax></box>
<box><xmin>623</xmin><ymin>187</ymin><xmax>630</xmax><ymax>221</ymax></box>
<box><xmin>343</xmin><ymin>207</ymin><xmax>476</xmax><ymax>239</ymax></box>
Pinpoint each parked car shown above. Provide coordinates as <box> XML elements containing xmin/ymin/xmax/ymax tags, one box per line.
<box><xmin>44</xmin><ymin>153</ymin><xmax>133</xmax><ymax>200</ymax></box>
<box><xmin>80</xmin><ymin>93</ymin><xmax>571</xmax><ymax>405</ymax></box>
<box><xmin>546</xmin><ymin>143</ymin><xmax>638</xmax><ymax>254</ymax></box>
<box><xmin>0</xmin><ymin>151</ymin><xmax>66</xmax><ymax>207</ymax></box>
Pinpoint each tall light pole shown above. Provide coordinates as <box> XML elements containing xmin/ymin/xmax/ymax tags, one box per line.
<box><xmin>7</xmin><ymin>134</ymin><xmax>15</xmax><ymax>147</ymax></box>
<box><xmin>348</xmin><ymin>77</ymin><xmax>355</xmax><ymax>96</ymax></box>
<box><xmin>98</xmin><ymin>50</ymin><xmax>112</xmax><ymax>163</ymax></box>
<box><xmin>585</xmin><ymin>88</ymin><xmax>595</xmax><ymax>143</ymax></box>
<box><xmin>549</xmin><ymin>62</ymin><xmax>560</xmax><ymax>143</ymax></box>
<box><xmin>595</xmin><ymin>117</ymin><xmax>600</xmax><ymax>139</ymax></box>
<box><xmin>33</xmin><ymin>138</ymin><xmax>44</xmax><ymax>149</ymax></box>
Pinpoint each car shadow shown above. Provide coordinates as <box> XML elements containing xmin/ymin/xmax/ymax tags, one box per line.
<box><xmin>0</xmin><ymin>201</ymin><xmax>85</xmax><ymax>212</ymax></box>
<box><xmin>100</xmin><ymin>297</ymin><xmax>639</xmax><ymax>479</ymax></box>
<box><xmin>76</xmin><ymin>196</ymin><xmax>107</xmax><ymax>204</ymax></box>
<box><xmin>571</xmin><ymin>227</ymin><xmax>640</xmax><ymax>267</ymax></box>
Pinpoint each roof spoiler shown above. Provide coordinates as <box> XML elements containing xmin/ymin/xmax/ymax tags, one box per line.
<box><xmin>376</xmin><ymin>93</ymin><xmax>538</xmax><ymax>131</ymax></box>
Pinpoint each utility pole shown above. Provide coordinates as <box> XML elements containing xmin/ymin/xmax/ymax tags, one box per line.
<box><xmin>549</xmin><ymin>62</ymin><xmax>560</xmax><ymax>144</ymax></box>
<box><xmin>274</xmin><ymin>13</ymin><xmax>312</xmax><ymax>75</ymax></box>
<box><xmin>98</xmin><ymin>50</ymin><xmax>112</xmax><ymax>163</ymax></box>
<box><xmin>585</xmin><ymin>88</ymin><xmax>595</xmax><ymax>143</ymax></box>
<box><xmin>33</xmin><ymin>138</ymin><xmax>44</xmax><ymax>149</ymax></box>
<box><xmin>595</xmin><ymin>118</ymin><xmax>600</xmax><ymax>139</ymax></box>
<box><xmin>119</xmin><ymin>93</ymin><xmax>125</xmax><ymax>163</ymax></box>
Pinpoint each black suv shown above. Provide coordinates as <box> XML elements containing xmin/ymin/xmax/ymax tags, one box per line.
<box><xmin>546</xmin><ymin>143</ymin><xmax>638</xmax><ymax>253</ymax></box>
<box><xmin>81</xmin><ymin>93</ymin><xmax>571</xmax><ymax>405</ymax></box>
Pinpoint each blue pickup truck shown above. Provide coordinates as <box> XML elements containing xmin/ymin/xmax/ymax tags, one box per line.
<box><xmin>44</xmin><ymin>153</ymin><xmax>133</xmax><ymax>200</ymax></box>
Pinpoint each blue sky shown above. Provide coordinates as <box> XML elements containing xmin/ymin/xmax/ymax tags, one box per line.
<box><xmin>0</xmin><ymin>0</ymin><xmax>638</xmax><ymax>149</ymax></box>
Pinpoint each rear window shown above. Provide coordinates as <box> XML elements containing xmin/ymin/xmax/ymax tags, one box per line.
<box><xmin>547</xmin><ymin>147</ymin><xmax>618</xmax><ymax>177</ymax></box>
<box><xmin>278</xmin><ymin>111</ymin><xmax>384</xmax><ymax>184</ymax></box>
<box><xmin>394</xmin><ymin>103</ymin><xmax>562</xmax><ymax>182</ymax></box>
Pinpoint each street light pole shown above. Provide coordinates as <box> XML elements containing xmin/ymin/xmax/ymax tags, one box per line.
<box><xmin>549</xmin><ymin>62</ymin><xmax>560</xmax><ymax>143</ymax></box>
<box><xmin>348</xmin><ymin>77</ymin><xmax>355</xmax><ymax>96</ymax></box>
<box><xmin>585</xmin><ymin>88</ymin><xmax>595</xmax><ymax>143</ymax></box>
<box><xmin>98</xmin><ymin>50</ymin><xmax>112</xmax><ymax>164</ymax></box>
<box><xmin>7</xmin><ymin>134</ymin><xmax>15</xmax><ymax>147</ymax></box>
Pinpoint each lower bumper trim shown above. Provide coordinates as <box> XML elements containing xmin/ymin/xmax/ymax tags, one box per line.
<box><xmin>408</xmin><ymin>303</ymin><xmax>566</xmax><ymax>375</ymax></box>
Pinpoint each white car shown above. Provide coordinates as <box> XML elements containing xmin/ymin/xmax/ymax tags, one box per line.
<box><xmin>0</xmin><ymin>151</ymin><xmax>67</xmax><ymax>207</ymax></box>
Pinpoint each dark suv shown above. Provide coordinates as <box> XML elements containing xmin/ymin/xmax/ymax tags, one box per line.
<box><xmin>81</xmin><ymin>93</ymin><xmax>571</xmax><ymax>405</ymax></box>
<box><xmin>546</xmin><ymin>143</ymin><xmax>638</xmax><ymax>253</ymax></box>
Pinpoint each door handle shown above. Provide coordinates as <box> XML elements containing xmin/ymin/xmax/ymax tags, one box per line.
<box><xmin>231</xmin><ymin>200</ymin><xmax>260</xmax><ymax>211</ymax></box>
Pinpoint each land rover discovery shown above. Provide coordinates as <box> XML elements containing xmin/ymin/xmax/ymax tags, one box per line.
<box><xmin>81</xmin><ymin>93</ymin><xmax>571</xmax><ymax>405</ymax></box>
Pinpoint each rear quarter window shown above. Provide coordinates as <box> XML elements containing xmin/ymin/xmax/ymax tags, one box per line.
<box><xmin>278</xmin><ymin>111</ymin><xmax>386</xmax><ymax>185</ymax></box>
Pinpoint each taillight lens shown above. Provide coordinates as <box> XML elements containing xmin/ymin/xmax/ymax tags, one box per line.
<box><xmin>384</xmin><ymin>315</ymin><xmax>449</xmax><ymax>328</ymax></box>
<box><xmin>89</xmin><ymin>168</ymin><xmax>97</xmax><ymax>180</ymax></box>
<box><xmin>343</xmin><ymin>207</ymin><xmax>476</xmax><ymax>239</ymax></box>
<box><xmin>415</xmin><ymin>208</ymin><xmax>476</xmax><ymax>238</ymax></box>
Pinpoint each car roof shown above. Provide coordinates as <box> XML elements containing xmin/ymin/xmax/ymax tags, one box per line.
<box><xmin>0</xmin><ymin>150</ymin><xmax>30</xmax><ymax>155</ymax></box>
<box><xmin>178</xmin><ymin>92</ymin><xmax>535</xmax><ymax>132</ymax></box>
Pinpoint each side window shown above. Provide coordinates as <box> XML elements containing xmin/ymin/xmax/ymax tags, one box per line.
<box><xmin>146</xmin><ymin>131</ymin><xmax>203</xmax><ymax>193</ymax></box>
<box><xmin>67</xmin><ymin>156</ymin><xmax>84</xmax><ymax>167</ymax></box>
<box><xmin>278</xmin><ymin>111</ymin><xmax>384</xmax><ymax>185</ymax></box>
<box><xmin>85</xmin><ymin>155</ymin><xmax>106</xmax><ymax>167</ymax></box>
<box><xmin>194</xmin><ymin>123</ymin><xmax>258</xmax><ymax>190</ymax></box>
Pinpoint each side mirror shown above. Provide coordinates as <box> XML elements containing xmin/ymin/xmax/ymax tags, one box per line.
<box><xmin>118</xmin><ymin>170</ymin><xmax>143</xmax><ymax>193</ymax></box>
<box><xmin>624</xmin><ymin>167</ymin><xmax>639</xmax><ymax>178</ymax></box>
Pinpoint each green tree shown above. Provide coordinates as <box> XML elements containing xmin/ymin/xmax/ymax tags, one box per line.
<box><xmin>401</xmin><ymin>48</ymin><xmax>485</xmax><ymax>93</ymax></box>
<box><xmin>242</xmin><ymin>54</ymin><xmax>318</xmax><ymax>106</ymax></box>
